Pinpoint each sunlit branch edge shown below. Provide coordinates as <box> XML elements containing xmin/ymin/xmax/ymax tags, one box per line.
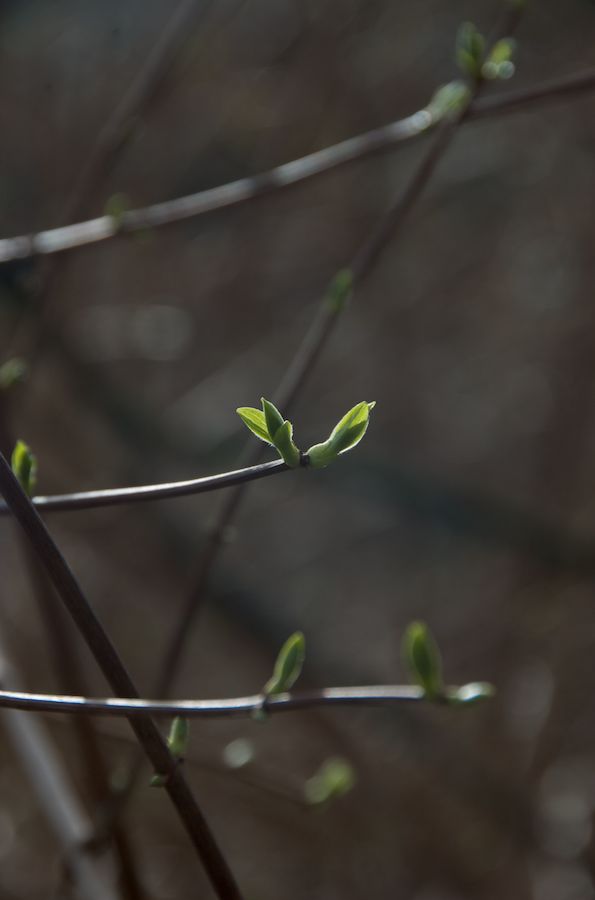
<box><xmin>0</xmin><ymin>458</ymin><xmax>289</xmax><ymax>515</ymax></box>
<box><xmin>0</xmin><ymin>684</ymin><xmax>428</xmax><ymax>717</ymax></box>
<box><xmin>0</xmin><ymin>67</ymin><xmax>593</xmax><ymax>264</ymax></box>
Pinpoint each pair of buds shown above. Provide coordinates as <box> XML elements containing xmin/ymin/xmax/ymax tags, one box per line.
<box><xmin>237</xmin><ymin>398</ymin><xmax>375</xmax><ymax>470</ymax></box>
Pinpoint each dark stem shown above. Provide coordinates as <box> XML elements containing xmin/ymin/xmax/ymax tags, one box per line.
<box><xmin>0</xmin><ymin>452</ymin><xmax>244</xmax><ymax>900</ymax></box>
<box><xmin>0</xmin><ymin>458</ymin><xmax>288</xmax><ymax>515</ymax></box>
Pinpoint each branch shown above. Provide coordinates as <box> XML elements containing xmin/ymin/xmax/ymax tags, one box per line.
<box><xmin>0</xmin><ymin>458</ymin><xmax>288</xmax><ymax>515</ymax></box>
<box><xmin>152</xmin><ymin>8</ymin><xmax>528</xmax><ymax>706</ymax></box>
<box><xmin>0</xmin><ymin>452</ymin><xmax>244</xmax><ymax>900</ymax></box>
<box><xmin>0</xmin><ymin>67</ymin><xmax>593</xmax><ymax>265</ymax></box>
<box><xmin>0</xmin><ymin>684</ymin><xmax>426</xmax><ymax>717</ymax></box>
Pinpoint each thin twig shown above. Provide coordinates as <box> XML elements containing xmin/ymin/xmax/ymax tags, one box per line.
<box><xmin>0</xmin><ymin>452</ymin><xmax>244</xmax><ymax>900</ymax></box>
<box><xmin>0</xmin><ymin>458</ymin><xmax>289</xmax><ymax>515</ymax></box>
<box><xmin>59</xmin><ymin>0</ymin><xmax>207</xmax><ymax>228</ymax></box>
<box><xmin>0</xmin><ymin>684</ymin><xmax>424</xmax><ymax>717</ymax></box>
<box><xmin>1</xmin><ymin>67</ymin><xmax>593</xmax><ymax>265</ymax></box>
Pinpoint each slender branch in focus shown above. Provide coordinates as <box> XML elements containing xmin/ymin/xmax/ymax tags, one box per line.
<box><xmin>0</xmin><ymin>452</ymin><xmax>244</xmax><ymax>900</ymax></box>
<box><xmin>0</xmin><ymin>684</ymin><xmax>428</xmax><ymax>717</ymax></box>
<box><xmin>0</xmin><ymin>458</ymin><xmax>289</xmax><ymax>515</ymax></box>
<box><xmin>0</xmin><ymin>67</ymin><xmax>593</xmax><ymax>265</ymax></box>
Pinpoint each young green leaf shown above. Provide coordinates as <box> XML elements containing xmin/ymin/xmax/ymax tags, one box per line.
<box><xmin>261</xmin><ymin>398</ymin><xmax>285</xmax><ymax>441</ymax></box>
<box><xmin>307</xmin><ymin>401</ymin><xmax>375</xmax><ymax>469</ymax></box>
<box><xmin>11</xmin><ymin>440</ymin><xmax>37</xmax><ymax>497</ymax></box>
<box><xmin>104</xmin><ymin>193</ymin><xmax>129</xmax><ymax>228</ymax></box>
<box><xmin>456</xmin><ymin>22</ymin><xmax>486</xmax><ymax>79</ymax></box>
<box><xmin>150</xmin><ymin>716</ymin><xmax>189</xmax><ymax>787</ymax></box>
<box><xmin>325</xmin><ymin>269</ymin><xmax>353</xmax><ymax>313</ymax></box>
<box><xmin>263</xmin><ymin>631</ymin><xmax>305</xmax><ymax>696</ymax></box>
<box><xmin>304</xmin><ymin>757</ymin><xmax>356</xmax><ymax>806</ymax></box>
<box><xmin>167</xmin><ymin>716</ymin><xmax>189</xmax><ymax>759</ymax></box>
<box><xmin>402</xmin><ymin>621</ymin><xmax>443</xmax><ymax>700</ymax></box>
<box><xmin>0</xmin><ymin>357</ymin><xmax>27</xmax><ymax>391</ymax></box>
<box><xmin>270</xmin><ymin>419</ymin><xmax>301</xmax><ymax>468</ymax></box>
<box><xmin>236</xmin><ymin>406</ymin><xmax>272</xmax><ymax>444</ymax></box>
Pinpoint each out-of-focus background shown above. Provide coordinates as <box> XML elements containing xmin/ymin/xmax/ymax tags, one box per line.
<box><xmin>1</xmin><ymin>1</ymin><xmax>595</xmax><ymax>898</ymax></box>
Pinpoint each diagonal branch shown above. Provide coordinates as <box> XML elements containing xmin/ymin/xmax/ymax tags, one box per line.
<box><xmin>0</xmin><ymin>452</ymin><xmax>244</xmax><ymax>900</ymax></box>
<box><xmin>0</xmin><ymin>68</ymin><xmax>593</xmax><ymax>264</ymax></box>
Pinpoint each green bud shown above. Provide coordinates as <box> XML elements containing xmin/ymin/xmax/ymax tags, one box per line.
<box><xmin>167</xmin><ymin>716</ymin><xmax>189</xmax><ymax>759</ymax></box>
<box><xmin>0</xmin><ymin>358</ymin><xmax>28</xmax><ymax>391</ymax></box>
<box><xmin>149</xmin><ymin>773</ymin><xmax>169</xmax><ymax>788</ymax></box>
<box><xmin>482</xmin><ymin>38</ymin><xmax>516</xmax><ymax>81</ymax></box>
<box><xmin>304</xmin><ymin>757</ymin><xmax>356</xmax><ymax>806</ymax></box>
<box><xmin>271</xmin><ymin>419</ymin><xmax>301</xmax><ymax>468</ymax></box>
<box><xmin>104</xmin><ymin>193</ymin><xmax>129</xmax><ymax>229</ymax></box>
<box><xmin>263</xmin><ymin>631</ymin><xmax>305</xmax><ymax>696</ymax></box>
<box><xmin>426</xmin><ymin>81</ymin><xmax>472</xmax><ymax>122</ymax></box>
<box><xmin>447</xmin><ymin>682</ymin><xmax>495</xmax><ymax>706</ymax></box>
<box><xmin>11</xmin><ymin>440</ymin><xmax>37</xmax><ymax>496</ymax></box>
<box><xmin>307</xmin><ymin>401</ymin><xmax>375</xmax><ymax>469</ymax></box>
<box><xmin>402</xmin><ymin>621</ymin><xmax>443</xmax><ymax>700</ymax></box>
<box><xmin>223</xmin><ymin>738</ymin><xmax>254</xmax><ymax>769</ymax></box>
<box><xmin>237</xmin><ymin>398</ymin><xmax>301</xmax><ymax>466</ymax></box>
<box><xmin>456</xmin><ymin>22</ymin><xmax>486</xmax><ymax>79</ymax></box>
<box><xmin>150</xmin><ymin>717</ymin><xmax>189</xmax><ymax>787</ymax></box>
<box><xmin>262</xmin><ymin>398</ymin><xmax>285</xmax><ymax>441</ymax></box>
<box><xmin>325</xmin><ymin>269</ymin><xmax>353</xmax><ymax>313</ymax></box>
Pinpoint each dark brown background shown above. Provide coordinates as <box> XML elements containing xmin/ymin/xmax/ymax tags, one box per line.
<box><xmin>1</xmin><ymin>1</ymin><xmax>595</xmax><ymax>898</ymax></box>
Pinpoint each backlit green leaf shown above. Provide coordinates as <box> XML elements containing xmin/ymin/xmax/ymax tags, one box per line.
<box><xmin>264</xmin><ymin>632</ymin><xmax>305</xmax><ymax>696</ymax></box>
<box><xmin>262</xmin><ymin>398</ymin><xmax>284</xmax><ymax>441</ymax></box>
<box><xmin>236</xmin><ymin>407</ymin><xmax>272</xmax><ymax>443</ymax></box>
<box><xmin>11</xmin><ymin>440</ymin><xmax>37</xmax><ymax>497</ymax></box>
<box><xmin>307</xmin><ymin>401</ymin><xmax>375</xmax><ymax>468</ymax></box>
<box><xmin>402</xmin><ymin>621</ymin><xmax>443</xmax><ymax>700</ymax></box>
<box><xmin>167</xmin><ymin>716</ymin><xmax>189</xmax><ymax>759</ymax></box>
<box><xmin>304</xmin><ymin>757</ymin><xmax>356</xmax><ymax>806</ymax></box>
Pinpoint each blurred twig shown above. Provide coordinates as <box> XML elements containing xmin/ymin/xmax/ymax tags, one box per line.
<box><xmin>0</xmin><ymin>452</ymin><xmax>244</xmax><ymax>900</ymax></box>
<box><xmin>0</xmin><ymin>67</ymin><xmax>593</xmax><ymax>263</ymax></box>
<box><xmin>0</xmin><ymin>643</ymin><xmax>118</xmax><ymax>900</ymax></box>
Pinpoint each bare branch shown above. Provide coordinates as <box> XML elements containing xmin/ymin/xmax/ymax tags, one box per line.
<box><xmin>0</xmin><ymin>68</ymin><xmax>593</xmax><ymax>265</ymax></box>
<box><xmin>0</xmin><ymin>684</ymin><xmax>425</xmax><ymax>717</ymax></box>
<box><xmin>0</xmin><ymin>458</ymin><xmax>288</xmax><ymax>515</ymax></box>
<box><xmin>0</xmin><ymin>452</ymin><xmax>244</xmax><ymax>900</ymax></box>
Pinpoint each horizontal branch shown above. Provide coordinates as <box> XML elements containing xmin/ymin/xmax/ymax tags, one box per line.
<box><xmin>0</xmin><ymin>458</ymin><xmax>289</xmax><ymax>515</ymax></box>
<box><xmin>1</xmin><ymin>67</ymin><xmax>594</xmax><ymax>264</ymax></box>
<box><xmin>0</xmin><ymin>685</ymin><xmax>425</xmax><ymax>717</ymax></box>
